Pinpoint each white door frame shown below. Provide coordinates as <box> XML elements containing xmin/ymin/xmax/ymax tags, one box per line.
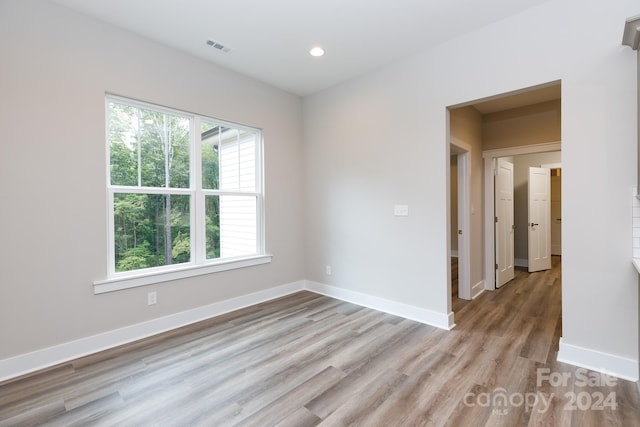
<box><xmin>542</xmin><ymin>162</ymin><xmax>562</xmax><ymax>256</ymax></box>
<box><xmin>541</xmin><ymin>163</ymin><xmax>562</xmax><ymax>169</ymax></box>
<box><xmin>450</xmin><ymin>137</ymin><xmax>471</xmax><ymax>300</ymax></box>
<box><xmin>483</xmin><ymin>141</ymin><xmax>561</xmax><ymax>290</ymax></box>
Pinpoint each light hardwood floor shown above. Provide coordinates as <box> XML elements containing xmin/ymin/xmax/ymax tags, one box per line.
<box><xmin>1</xmin><ymin>257</ymin><xmax>638</xmax><ymax>426</ymax></box>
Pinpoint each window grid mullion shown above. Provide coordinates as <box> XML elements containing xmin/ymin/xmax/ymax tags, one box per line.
<box><xmin>236</xmin><ymin>129</ymin><xmax>241</xmax><ymax>191</ymax></box>
<box><xmin>136</xmin><ymin>109</ymin><xmax>142</xmax><ymax>187</ymax></box>
<box><xmin>257</xmin><ymin>134</ymin><xmax>265</xmax><ymax>254</ymax></box>
<box><xmin>193</xmin><ymin>116</ymin><xmax>205</xmax><ymax>264</ymax></box>
<box><xmin>107</xmin><ymin>188</ymin><xmax>116</xmax><ymax>277</ymax></box>
<box><xmin>201</xmin><ymin>190</ymin><xmax>261</xmax><ymax>197</ymax></box>
<box><xmin>108</xmin><ymin>186</ymin><xmax>192</xmax><ymax>195</ymax></box>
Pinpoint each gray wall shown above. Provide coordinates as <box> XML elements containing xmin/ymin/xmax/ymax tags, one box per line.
<box><xmin>0</xmin><ymin>0</ymin><xmax>305</xmax><ymax>360</ymax></box>
<box><xmin>304</xmin><ymin>0</ymin><xmax>638</xmax><ymax>365</ymax></box>
<box><xmin>1</xmin><ymin>0</ymin><xmax>638</xmax><ymax>379</ymax></box>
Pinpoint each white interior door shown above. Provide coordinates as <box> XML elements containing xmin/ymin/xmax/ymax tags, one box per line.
<box><xmin>495</xmin><ymin>159</ymin><xmax>515</xmax><ymax>288</ymax></box>
<box><xmin>528</xmin><ymin>167</ymin><xmax>551</xmax><ymax>272</ymax></box>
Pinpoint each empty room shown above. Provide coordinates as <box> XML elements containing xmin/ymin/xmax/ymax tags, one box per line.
<box><xmin>1</xmin><ymin>0</ymin><xmax>639</xmax><ymax>425</ymax></box>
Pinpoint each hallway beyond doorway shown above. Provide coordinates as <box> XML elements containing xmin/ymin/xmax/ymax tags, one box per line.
<box><xmin>453</xmin><ymin>256</ymin><xmax>561</xmax><ymax>332</ymax></box>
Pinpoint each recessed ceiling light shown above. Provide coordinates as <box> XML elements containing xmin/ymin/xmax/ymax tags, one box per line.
<box><xmin>309</xmin><ymin>46</ymin><xmax>325</xmax><ymax>57</ymax></box>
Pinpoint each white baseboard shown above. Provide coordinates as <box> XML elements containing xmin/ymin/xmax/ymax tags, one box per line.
<box><xmin>0</xmin><ymin>280</ymin><xmax>455</xmax><ymax>383</ymax></box>
<box><xmin>514</xmin><ymin>258</ymin><xmax>528</xmax><ymax>268</ymax></box>
<box><xmin>0</xmin><ymin>281</ymin><xmax>305</xmax><ymax>383</ymax></box>
<box><xmin>557</xmin><ymin>338</ymin><xmax>639</xmax><ymax>382</ymax></box>
<box><xmin>471</xmin><ymin>280</ymin><xmax>485</xmax><ymax>299</ymax></box>
<box><xmin>304</xmin><ymin>280</ymin><xmax>454</xmax><ymax>330</ymax></box>
<box><xmin>7</xmin><ymin>283</ymin><xmax>636</xmax><ymax>386</ymax></box>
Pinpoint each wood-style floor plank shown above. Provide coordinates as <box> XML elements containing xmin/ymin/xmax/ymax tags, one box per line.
<box><xmin>1</xmin><ymin>256</ymin><xmax>638</xmax><ymax>426</ymax></box>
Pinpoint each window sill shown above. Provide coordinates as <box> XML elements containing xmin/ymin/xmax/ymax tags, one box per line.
<box><xmin>93</xmin><ymin>255</ymin><xmax>272</xmax><ymax>294</ymax></box>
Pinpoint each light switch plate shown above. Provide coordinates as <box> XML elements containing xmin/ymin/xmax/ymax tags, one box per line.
<box><xmin>394</xmin><ymin>204</ymin><xmax>409</xmax><ymax>216</ymax></box>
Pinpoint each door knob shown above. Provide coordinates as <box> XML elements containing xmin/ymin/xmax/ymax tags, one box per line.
<box><xmin>530</xmin><ymin>222</ymin><xmax>539</xmax><ymax>227</ymax></box>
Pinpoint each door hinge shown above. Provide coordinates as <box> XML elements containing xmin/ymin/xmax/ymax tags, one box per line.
<box><xmin>495</xmin><ymin>263</ymin><xmax>498</xmax><ymax>270</ymax></box>
<box><xmin>495</xmin><ymin>216</ymin><xmax>498</xmax><ymax>223</ymax></box>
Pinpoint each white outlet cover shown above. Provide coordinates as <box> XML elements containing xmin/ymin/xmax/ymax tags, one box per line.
<box><xmin>147</xmin><ymin>291</ymin><xmax>157</xmax><ymax>305</ymax></box>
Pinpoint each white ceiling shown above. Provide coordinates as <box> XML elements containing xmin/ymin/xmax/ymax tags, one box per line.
<box><xmin>50</xmin><ymin>0</ymin><xmax>553</xmax><ymax>96</ymax></box>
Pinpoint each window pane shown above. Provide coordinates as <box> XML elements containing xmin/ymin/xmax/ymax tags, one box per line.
<box><xmin>219</xmin><ymin>128</ymin><xmax>256</xmax><ymax>192</ymax></box>
<box><xmin>205</xmin><ymin>195</ymin><xmax>220</xmax><ymax>259</ymax></box>
<box><xmin>201</xmin><ymin>122</ymin><xmax>220</xmax><ymax>190</ymax></box>
<box><xmin>139</xmin><ymin>109</ymin><xmax>190</xmax><ymax>188</ymax></box>
<box><xmin>108</xmin><ymin>102</ymin><xmax>139</xmax><ymax>186</ymax></box>
<box><xmin>113</xmin><ymin>193</ymin><xmax>191</xmax><ymax>272</ymax></box>
<box><xmin>238</xmin><ymin>130</ymin><xmax>257</xmax><ymax>192</ymax></box>
<box><xmin>108</xmin><ymin>100</ymin><xmax>190</xmax><ymax>188</ymax></box>
<box><xmin>205</xmin><ymin>195</ymin><xmax>257</xmax><ymax>260</ymax></box>
<box><xmin>220</xmin><ymin>195</ymin><xmax>257</xmax><ymax>258</ymax></box>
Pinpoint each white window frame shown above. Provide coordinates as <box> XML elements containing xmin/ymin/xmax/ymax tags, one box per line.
<box><xmin>94</xmin><ymin>95</ymin><xmax>270</xmax><ymax>294</ymax></box>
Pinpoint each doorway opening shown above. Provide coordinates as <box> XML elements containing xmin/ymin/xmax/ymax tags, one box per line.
<box><xmin>447</xmin><ymin>80</ymin><xmax>562</xmax><ymax>323</ymax></box>
<box><xmin>483</xmin><ymin>144</ymin><xmax>561</xmax><ymax>289</ymax></box>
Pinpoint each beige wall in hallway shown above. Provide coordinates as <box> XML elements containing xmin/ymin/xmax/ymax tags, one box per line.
<box><xmin>450</xmin><ymin>106</ymin><xmax>484</xmax><ymax>290</ymax></box>
<box><xmin>450</xmin><ymin>156</ymin><xmax>458</xmax><ymax>252</ymax></box>
<box><xmin>483</xmin><ymin>100</ymin><xmax>561</xmax><ymax>150</ymax></box>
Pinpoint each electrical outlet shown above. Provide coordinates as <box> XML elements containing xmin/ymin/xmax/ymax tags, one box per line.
<box><xmin>147</xmin><ymin>291</ymin><xmax>157</xmax><ymax>305</ymax></box>
<box><xmin>326</xmin><ymin>265</ymin><xmax>332</xmax><ymax>276</ymax></box>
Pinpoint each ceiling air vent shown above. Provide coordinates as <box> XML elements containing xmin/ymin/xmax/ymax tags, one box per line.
<box><xmin>206</xmin><ymin>39</ymin><xmax>233</xmax><ymax>53</ymax></box>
